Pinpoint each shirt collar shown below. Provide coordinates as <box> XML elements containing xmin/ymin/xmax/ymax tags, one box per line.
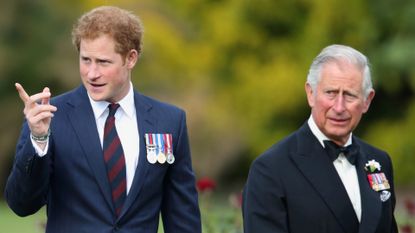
<box><xmin>88</xmin><ymin>82</ymin><xmax>136</xmax><ymax>120</ymax></box>
<box><xmin>307</xmin><ymin>115</ymin><xmax>352</xmax><ymax>148</ymax></box>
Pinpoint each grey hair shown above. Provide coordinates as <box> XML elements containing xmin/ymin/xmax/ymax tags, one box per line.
<box><xmin>306</xmin><ymin>44</ymin><xmax>373</xmax><ymax>99</ymax></box>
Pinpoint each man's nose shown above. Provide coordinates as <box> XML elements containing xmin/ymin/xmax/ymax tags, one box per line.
<box><xmin>87</xmin><ymin>63</ymin><xmax>100</xmax><ymax>79</ymax></box>
<box><xmin>333</xmin><ymin>94</ymin><xmax>346</xmax><ymax>112</ymax></box>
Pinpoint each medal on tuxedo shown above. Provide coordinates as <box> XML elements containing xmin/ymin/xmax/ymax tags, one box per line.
<box><xmin>367</xmin><ymin>172</ymin><xmax>390</xmax><ymax>191</ymax></box>
<box><xmin>365</xmin><ymin>159</ymin><xmax>390</xmax><ymax>192</ymax></box>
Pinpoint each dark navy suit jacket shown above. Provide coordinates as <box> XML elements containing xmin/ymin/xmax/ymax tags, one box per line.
<box><xmin>243</xmin><ymin>123</ymin><xmax>398</xmax><ymax>233</ymax></box>
<box><xmin>5</xmin><ymin>85</ymin><xmax>201</xmax><ymax>233</ymax></box>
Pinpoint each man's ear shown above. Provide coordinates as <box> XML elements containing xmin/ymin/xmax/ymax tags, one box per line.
<box><xmin>305</xmin><ymin>83</ymin><xmax>315</xmax><ymax>108</ymax></box>
<box><xmin>362</xmin><ymin>90</ymin><xmax>375</xmax><ymax>113</ymax></box>
<box><xmin>126</xmin><ymin>49</ymin><xmax>138</xmax><ymax>69</ymax></box>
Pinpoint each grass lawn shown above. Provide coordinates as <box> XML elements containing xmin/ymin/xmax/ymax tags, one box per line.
<box><xmin>0</xmin><ymin>201</ymin><xmax>46</xmax><ymax>233</ymax></box>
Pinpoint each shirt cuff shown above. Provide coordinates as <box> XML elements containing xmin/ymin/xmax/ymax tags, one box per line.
<box><xmin>31</xmin><ymin>138</ymin><xmax>49</xmax><ymax>157</ymax></box>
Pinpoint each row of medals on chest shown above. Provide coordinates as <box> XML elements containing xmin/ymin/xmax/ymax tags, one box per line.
<box><xmin>146</xmin><ymin>144</ymin><xmax>175</xmax><ymax>164</ymax></box>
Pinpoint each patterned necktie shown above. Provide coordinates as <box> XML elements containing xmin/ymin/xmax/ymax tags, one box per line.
<box><xmin>103</xmin><ymin>103</ymin><xmax>126</xmax><ymax>216</ymax></box>
<box><xmin>324</xmin><ymin>140</ymin><xmax>359</xmax><ymax>165</ymax></box>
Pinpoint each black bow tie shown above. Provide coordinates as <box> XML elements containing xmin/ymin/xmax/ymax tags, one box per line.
<box><xmin>323</xmin><ymin>140</ymin><xmax>359</xmax><ymax>165</ymax></box>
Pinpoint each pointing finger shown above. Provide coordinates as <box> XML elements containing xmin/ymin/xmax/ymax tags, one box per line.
<box><xmin>15</xmin><ymin>83</ymin><xmax>30</xmax><ymax>102</ymax></box>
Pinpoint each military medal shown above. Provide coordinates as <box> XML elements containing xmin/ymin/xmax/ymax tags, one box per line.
<box><xmin>145</xmin><ymin>134</ymin><xmax>157</xmax><ymax>164</ymax></box>
<box><xmin>164</xmin><ymin>134</ymin><xmax>175</xmax><ymax>164</ymax></box>
<box><xmin>167</xmin><ymin>152</ymin><xmax>175</xmax><ymax>164</ymax></box>
<box><xmin>365</xmin><ymin>159</ymin><xmax>390</xmax><ymax>192</ymax></box>
<box><xmin>158</xmin><ymin>152</ymin><xmax>166</xmax><ymax>164</ymax></box>
<box><xmin>380</xmin><ymin>190</ymin><xmax>391</xmax><ymax>202</ymax></box>
<box><xmin>147</xmin><ymin>149</ymin><xmax>157</xmax><ymax>164</ymax></box>
<box><xmin>367</xmin><ymin>172</ymin><xmax>390</xmax><ymax>192</ymax></box>
<box><xmin>146</xmin><ymin>133</ymin><xmax>174</xmax><ymax>165</ymax></box>
<box><xmin>156</xmin><ymin>134</ymin><xmax>166</xmax><ymax>164</ymax></box>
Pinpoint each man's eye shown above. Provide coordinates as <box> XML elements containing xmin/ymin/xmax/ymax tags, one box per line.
<box><xmin>326</xmin><ymin>91</ymin><xmax>336</xmax><ymax>97</ymax></box>
<box><xmin>344</xmin><ymin>93</ymin><xmax>358</xmax><ymax>101</ymax></box>
<box><xmin>81</xmin><ymin>57</ymin><xmax>90</xmax><ymax>63</ymax></box>
<box><xmin>98</xmin><ymin>60</ymin><xmax>110</xmax><ymax>64</ymax></box>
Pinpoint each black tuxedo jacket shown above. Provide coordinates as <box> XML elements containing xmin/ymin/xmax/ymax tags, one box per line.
<box><xmin>243</xmin><ymin>123</ymin><xmax>397</xmax><ymax>233</ymax></box>
<box><xmin>5</xmin><ymin>85</ymin><xmax>201</xmax><ymax>233</ymax></box>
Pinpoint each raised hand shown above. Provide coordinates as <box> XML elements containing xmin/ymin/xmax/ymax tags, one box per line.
<box><xmin>15</xmin><ymin>83</ymin><xmax>57</xmax><ymax>139</ymax></box>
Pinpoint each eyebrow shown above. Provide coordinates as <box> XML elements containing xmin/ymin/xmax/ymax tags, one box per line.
<box><xmin>80</xmin><ymin>56</ymin><xmax>112</xmax><ymax>62</ymax></box>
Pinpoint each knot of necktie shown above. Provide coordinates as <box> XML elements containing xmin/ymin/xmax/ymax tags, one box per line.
<box><xmin>323</xmin><ymin>140</ymin><xmax>359</xmax><ymax>165</ymax></box>
<box><xmin>108</xmin><ymin>103</ymin><xmax>120</xmax><ymax>117</ymax></box>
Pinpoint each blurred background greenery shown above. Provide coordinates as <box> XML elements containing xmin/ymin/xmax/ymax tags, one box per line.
<box><xmin>1</xmin><ymin>0</ymin><xmax>414</xmax><ymax>231</ymax></box>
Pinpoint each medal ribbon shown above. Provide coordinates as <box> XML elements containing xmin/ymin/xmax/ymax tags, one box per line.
<box><xmin>164</xmin><ymin>134</ymin><xmax>172</xmax><ymax>154</ymax></box>
<box><xmin>168</xmin><ymin>134</ymin><xmax>173</xmax><ymax>153</ymax></box>
<box><xmin>145</xmin><ymin>133</ymin><xmax>154</xmax><ymax>145</ymax></box>
<box><xmin>156</xmin><ymin>134</ymin><xmax>164</xmax><ymax>155</ymax></box>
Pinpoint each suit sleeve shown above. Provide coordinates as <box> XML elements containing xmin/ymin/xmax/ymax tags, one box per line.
<box><xmin>4</xmin><ymin>122</ymin><xmax>51</xmax><ymax>216</ymax></box>
<box><xmin>160</xmin><ymin>110</ymin><xmax>201</xmax><ymax>233</ymax></box>
<box><xmin>243</xmin><ymin>156</ymin><xmax>289</xmax><ymax>233</ymax></box>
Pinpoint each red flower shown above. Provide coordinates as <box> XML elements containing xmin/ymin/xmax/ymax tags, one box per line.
<box><xmin>196</xmin><ymin>177</ymin><xmax>216</xmax><ymax>193</ymax></box>
<box><xmin>404</xmin><ymin>198</ymin><xmax>415</xmax><ymax>216</ymax></box>
<box><xmin>400</xmin><ymin>224</ymin><xmax>413</xmax><ymax>233</ymax></box>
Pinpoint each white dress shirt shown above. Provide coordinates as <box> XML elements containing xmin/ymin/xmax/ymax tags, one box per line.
<box><xmin>33</xmin><ymin>82</ymin><xmax>140</xmax><ymax>195</ymax></box>
<box><xmin>90</xmin><ymin>83</ymin><xmax>139</xmax><ymax>194</ymax></box>
<box><xmin>308</xmin><ymin>116</ymin><xmax>362</xmax><ymax>222</ymax></box>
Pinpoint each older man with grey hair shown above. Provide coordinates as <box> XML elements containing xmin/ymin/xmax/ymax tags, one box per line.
<box><xmin>243</xmin><ymin>44</ymin><xmax>397</xmax><ymax>233</ymax></box>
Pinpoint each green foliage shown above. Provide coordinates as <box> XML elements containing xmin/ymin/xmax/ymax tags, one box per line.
<box><xmin>0</xmin><ymin>202</ymin><xmax>46</xmax><ymax>233</ymax></box>
<box><xmin>199</xmin><ymin>192</ymin><xmax>243</xmax><ymax>233</ymax></box>
<box><xmin>365</xmin><ymin>102</ymin><xmax>415</xmax><ymax>185</ymax></box>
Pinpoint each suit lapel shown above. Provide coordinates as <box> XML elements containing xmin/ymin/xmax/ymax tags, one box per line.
<box><xmin>355</xmin><ymin>142</ymin><xmax>382</xmax><ymax>233</ymax></box>
<box><xmin>291</xmin><ymin>124</ymin><xmax>359</xmax><ymax>233</ymax></box>
<box><xmin>119</xmin><ymin>92</ymin><xmax>155</xmax><ymax>218</ymax></box>
<box><xmin>66</xmin><ymin>86</ymin><xmax>113</xmax><ymax>210</ymax></box>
